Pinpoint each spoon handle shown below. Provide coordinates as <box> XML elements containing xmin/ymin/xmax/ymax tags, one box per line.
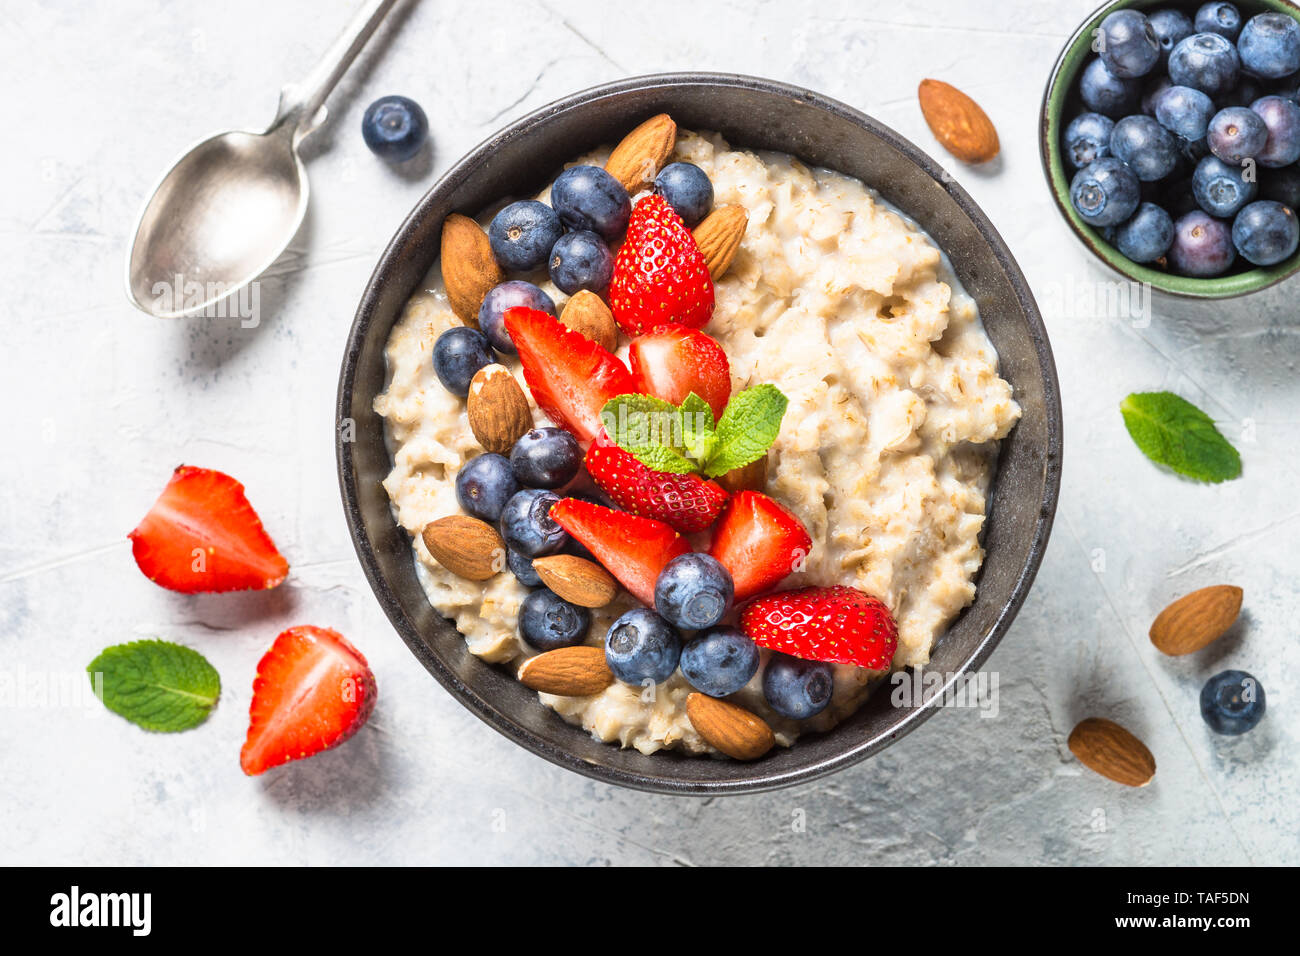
<box><xmin>272</xmin><ymin>0</ymin><xmax>403</xmax><ymax>140</ymax></box>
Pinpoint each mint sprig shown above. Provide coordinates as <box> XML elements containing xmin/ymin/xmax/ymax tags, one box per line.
<box><xmin>601</xmin><ymin>385</ymin><xmax>788</xmax><ymax>478</ymax></box>
<box><xmin>87</xmin><ymin>640</ymin><xmax>221</xmax><ymax>732</ymax></box>
<box><xmin>1120</xmin><ymin>391</ymin><xmax>1241</xmax><ymax>484</ymax></box>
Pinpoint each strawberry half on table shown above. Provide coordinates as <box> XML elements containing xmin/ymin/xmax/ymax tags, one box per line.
<box><xmin>586</xmin><ymin>439</ymin><xmax>728</xmax><ymax>533</ymax></box>
<box><xmin>505</xmin><ymin>306</ymin><xmax>636</xmax><ymax>443</ymax></box>
<box><xmin>550</xmin><ymin>498</ymin><xmax>690</xmax><ymax>607</ymax></box>
<box><xmin>708</xmin><ymin>490</ymin><xmax>811</xmax><ymax>601</ymax></box>
<box><xmin>128</xmin><ymin>465</ymin><xmax>288</xmax><ymax>593</ymax></box>
<box><xmin>609</xmin><ymin>194</ymin><xmax>714</xmax><ymax>336</ymax></box>
<box><xmin>741</xmin><ymin>585</ymin><xmax>899</xmax><ymax>671</ymax></box>
<box><xmin>241</xmin><ymin>625</ymin><xmax>377</xmax><ymax>776</ymax></box>
<box><xmin>628</xmin><ymin>326</ymin><xmax>731</xmax><ymax>420</ymax></box>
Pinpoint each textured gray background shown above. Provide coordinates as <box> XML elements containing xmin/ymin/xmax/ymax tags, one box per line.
<box><xmin>1</xmin><ymin>0</ymin><xmax>1294</xmax><ymax>865</ymax></box>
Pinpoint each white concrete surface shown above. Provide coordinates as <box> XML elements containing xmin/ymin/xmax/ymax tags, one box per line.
<box><xmin>0</xmin><ymin>0</ymin><xmax>1294</xmax><ymax>865</ymax></box>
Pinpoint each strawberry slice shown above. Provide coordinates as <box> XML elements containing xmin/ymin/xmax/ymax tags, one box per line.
<box><xmin>241</xmin><ymin>625</ymin><xmax>377</xmax><ymax>775</ymax></box>
<box><xmin>505</xmin><ymin>307</ymin><xmax>636</xmax><ymax>443</ymax></box>
<box><xmin>550</xmin><ymin>498</ymin><xmax>690</xmax><ymax>607</ymax></box>
<box><xmin>585</xmin><ymin>440</ymin><xmax>728</xmax><ymax>533</ymax></box>
<box><xmin>609</xmin><ymin>194</ymin><xmax>714</xmax><ymax>335</ymax></box>
<box><xmin>740</xmin><ymin>585</ymin><xmax>898</xmax><ymax>670</ymax></box>
<box><xmin>708</xmin><ymin>490</ymin><xmax>811</xmax><ymax>601</ymax></box>
<box><xmin>628</xmin><ymin>326</ymin><xmax>731</xmax><ymax>420</ymax></box>
<box><xmin>128</xmin><ymin>465</ymin><xmax>288</xmax><ymax>593</ymax></box>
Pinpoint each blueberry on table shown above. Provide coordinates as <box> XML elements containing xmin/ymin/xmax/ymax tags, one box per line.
<box><xmin>1207</xmin><ymin>106</ymin><xmax>1268</xmax><ymax>164</ymax></box>
<box><xmin>1064</xmin><ymin>112</ymin><xmax>1116</xmax><ymax>169</ymax></box>
<box><xmin>1168</xmin><ymin>32</ymin><xmax>1241</xmax><ymax>98</ymax></box>
<box><xmin>1109</xmin><ymin>115</ymin><xmax>1180</xmax><ymax>181</ymax></box>
<box><xmin>762</xmin><ymin>653</ymin><xmax>834</xmax><ymax>720</ymax></box>
<box><xmin>550</xmin><ymin>165</ymin><xmax>631</xmax><ymax>241</ymax></box>
<box><xmin>478</xmin><ymin>280</ymin><xmax>555</xmax><ymax>353</ymax></box>
<box><xmin>507</xmin><ymin>547</ymin><xmax>543</xmax><ymax>587</ymax></box>
<box><xmin>500</xmin><ymin>488</ymin><xmax>569</xmax><ymax>557</ymax></box>
<box><xmin>1148</xmin><ymin>9</ymin><xmax>1194</xmax><ymax>65</ymax></box>
<box><xmin>1194</xmin><ymin>2</ymin><xmax>1242</xmax><ymax>40</ymax></box>
<box><xmin>433</xmin><ymin>326</ymin><xmax>495</xmax><ymax>397</ymax></box>
<box><xmin>1154</xmin><ymin>85</ymin><xmax>1214</xmax><ymax>142</ymax></box>
<box><xmin>1115</xmin><ymin>202</ymin><xmax>1175</xmax><ymax>262</ymax></box>
<box><xmin>1169</xmin><ymin>210</ymin><xmax>1236</xmax><ymax>276</ymax></box>
<box><xmin>519</xmin><ymin>588</ymin><xmax>591</xmax><ymax>651</ymax></box>
<box><xmin>653</xmin><ymin>162</ymin><xmax>714</xmax><ymax>226</ymax></box>
<box><xmin>605</xmin><ymin>607</ymin><xmax>682</xmax><ymax>685</ymax></box>
<box><xmin>1098</xmin><ymin>10</ymin><xmax>1160</xmax><ymax>79</ymax></box>
<box><xmin>361</xmin><ymin>95</ymin><xmax>428</xmax><ymax>163</ymax></box>
<box><xmin>1070</xmin><ymin>156</ymin><xmax>1141</xmax><ymax>226</ymax></box>
<box><xmin>509</xmin><ymin>426</ymin><xmax>582</xmax><ymax>489</ymax></box>
<box><xmin>1232</xmin><ymin>199</ymin><xmax>1300</xmax><ymax>265</ymax></box>
<box><xmin>654</xmin><ymin>553</ymin><xmax>734</xmax><ymax>631</ymax></box>
<box><xmin>1250</xmin><ymin>95</ymin><xmax>1300</xmax><ymax>167</ymax></box>
<box><xmin>680</xmin><ymin>627</ymin><xmax>760</xmax><ymax>698</ymax></box>
<box><xmin>1239</xmin><ymin>13</ymin><xmax>1300</xmax><ymax>79</ymax></box>
<box><xmin>1200</xmin><ymin>670</ymin><xmax>1265</xmax><ymax>735</ymax></box>
<box><xmin>455</xmin><ymin>453</ymin><xmax>519</xmax><ymax>522</ymax></box>
<box><xmin>1193</xmin><ymin>155</ymin><xmax>1258</xmax><ymax>217</ymax></box>
<box><xmin>548</xmin><ymin>230</ymin><xmax>614</xmax><ymax>295</ymax></box>
<box><xmin>1080</xmin><ymin>57</ymin><xmax>1143</xmax><ymax>117</ymax></box>
<box><xmin>488</xmin><ymin>200</ymin><xmax>565</xmax><ymax>272</ymax></box>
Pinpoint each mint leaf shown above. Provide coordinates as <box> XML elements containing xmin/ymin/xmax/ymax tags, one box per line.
<box><xmin>601</xmin><ymin>394</ymin><xmax>695</xmax><ymax>474</ymax></box>
<box><xmin>87</xmin><ymin>640</ymin><xmax>220</xmax><ymax>732</ymax></box>
<box><xmin>1120</xmin><ymin>391</ymin><xmax>1242</xmax><ymax>483</ymax></box>
<box><xmin>679</xmin><ymin>392</ymin><xmax>717</xmax><ymax>463</ymax></box>
<box><xmin>704</xmin><ymin>384</ymin><xmax>789</xmax><ymax>478</ymax></box>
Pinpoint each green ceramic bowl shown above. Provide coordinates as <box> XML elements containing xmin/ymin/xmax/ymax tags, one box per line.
<box><xmin>1041</xmin><ymin>0</ymin><xmax>1300</xmax><ymax>297</ymax></box>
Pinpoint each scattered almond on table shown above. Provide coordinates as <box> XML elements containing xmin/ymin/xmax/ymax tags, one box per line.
<box><xmin>917</xmin><ymin>78</ymin><xmax>1000</xmax><ymax>165</ymax></box>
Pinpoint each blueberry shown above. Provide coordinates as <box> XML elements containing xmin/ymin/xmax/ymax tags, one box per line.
<box><xmin>1207</xmin><ymin>106</ymin><xmax>1268</xmax><ymax>163</ymax></box>
<box><xmin>488</xmin><ymin>200</ymin><xmax>564</xmax><ymax>273</ymax></box>
<box><xmin>1169</xmin><ymin>32</ymin><xmax>1241</xmax><ymax>98</ymax></box>
<box><xmin>1199</xmin><ymin>669</ymin><xmax>1266</xmax><ymax>735</ymax></box>
<box><xmin>477</xmin><ymin>280</ymin><xmax>555</xmax><ymax>353</ymax></box>
<box><xmin>507</xmin><ymin>547</ymin><xmax>543</xmax><ymax>587</ymax></box>
<box><xmin>1193</xmin><ymin>155</ymin><xmax>1259</xmax><ymax>217</ymax></box>
<box><xmin>653</xmin><ymin>162</ymin><xmax>714</xmax><ymax>226</ymax></box>
<box><xmin>762</xmin><ymin>653</ymin><xmax>834</xmax><ymax>720</ymax></box>
<box><xmin>1115</xmin><ymin>202</ymin><xmax>1175</xmax><ymax>262</ymax></box>
<box><xmin>550</xmin><ymin>165</ymin><xmax>631</xmax><ymax>241</ymax></box>
<box><xmin>1080</xmin><ymin>57</ymin><xmax>1143</xmax><ymax>117</ymax></box>
<box><xmin>1239</xmin><ymin>13</ymin><xmax>1300</xmax><ymax>79</ymax></box>
<box><xmin>455</xmin><ymin>453</ymin><xmax>519</xmax><ymax>522</ymax></box>
<box><xmin>548</xmin><ymin>230</ymin><xmax>614</xmax><ymax>295</ymax></box>
<box><xmin>519</xmin><ymin>588</ymin><xmax>590</xmax><ymax>651</ymax></box>
<box><xmin>1154</xmin><ymin>85</ymin><xmax>1214</xmax><ymax>141</ymax></box>
<box><xmin>653</xmin><ymin>553</ymin><xmax>734</xmax><ymax>631</ymax></box>
<box><xmin>605</xmin><ymin>608</ymin><xmax>682</xmax><ymax>685</ymax></box>
<box><xmin>1070</xmin><ymin>156</ymin><xmax>1141</xmax><ymax>226</ymax></box>
<box><xmin>679</xmin><ymin>627</ymin><xmax>760</xmax><ymax>698</ymax></box>
<box><xmin>499</xmin><ymin>488</ymin><xmax>568</xmax><ymax>557</ymax></box>
<box><xmin>509</xmin><ymin>427</ymin><xmax>582</xmax><ymax>489</ymax></box>
<box><xmin>1250</xmin><ymin>95</ymin><xmax>1300</xmax><ymax>167</ymax></box>
<box><xmin>1261</xmin><ymin>164</ymin><xmax>1300</xmax><ymax>206</ymax></box>
<box><xmin>1232</xmin><ymin>199</ymin><xmax>1300</xmax><ymax>265</ymax></box>
<box><xmin>361</xmin><ymin>95</ymin><xmax>428</xmax><ymax>162</ymax></box>
<box><xmin>1109</xmin><ymin>115</ymin><xmax>1180</xmax><ymax>180</ymax></box>
<box><xmin>1064</xmin><ymin>112</ymin><xmax>1116</xmax><ymax>169</ymax></box>
<box><xmin>432</xmin><ymin>326</ymin><xmax>495</xmax><ymax>397</ymax></box>
<box><xmin>1194</xmin><ymin>2</ymin><xmax>1242</xmax><ymax>40</ymax></box>
<box><xmin>1148</xmin><ymin>9</ymin><xmax>1194</xmax><ymax>65</ymax></box>
<box><xmin>1098</xmin><ymin>10</ymin><xmax>1160</xmax><ymax>79</ymax></box>
<box><xmin>1169</xmin><ymin>210</ymin><xmax>1237</xmax><ymax>275</ymax></box>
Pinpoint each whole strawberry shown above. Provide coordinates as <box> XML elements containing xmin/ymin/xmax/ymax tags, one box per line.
<box><xmin>609</xmin><ymin>194</ymin><xmax>714</xmax><ymax>335</ymax></box>
<box><xmin>586</xmin><ymin>439</ymin><xmax>728</xmax><ymax>533</ymax></box>
<box><xmin>740</xmin><ymin>585</ymin><xmax>898</xmax><ymax>670</ymax></box>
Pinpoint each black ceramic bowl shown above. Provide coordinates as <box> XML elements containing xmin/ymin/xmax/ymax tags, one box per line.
<box><xmin>338</xmin><ymin>73</ymin><xmax>1063</xmax><ymax>795</ymax></box>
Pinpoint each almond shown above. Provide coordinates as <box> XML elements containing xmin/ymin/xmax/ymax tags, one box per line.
<box><xmin>467</xmin><ymin>364</ymin><xmax>531</xmax><ymax>453</ymax></box>
<box><xmin>440</xmin><ymin>213</ymin><xmax>503</xmax><ymax>324</ymax></box>
<box><xmin>917</xmin><ymin>79</ymin><xmax>1000</xmax><ymax>165</ymax></box>
<box><xmin>1068</xmin><ymin>717</ymin><xmax>1156</xmax><ymax>787</ymax></box>
<box><xmin>605</xmin><ymin>113</ymin><xmax>677</xmax><ymax>193</ymax></box>
<box><xmin>518</xmin><ymin>646</ymin><xmax>614</xmax><ymax>697</ymax></box>
<box><xmin>685</xmin><ymin>693</ymin><xmax>775</xmax><ymax>761</ymax></box>
<box><xmin>1149</xmin><ymin>585</ymin><xmax>1242</xmax><ymax>656</ymax></box>
<box><xmin>532</xmin><ymin>554</ymin><xmax>618</xmax><ymax>608</ymax></box>
<box><xmin>421</xmin><ymin>515</ymin><xmax>505</xmax><ymax>581</ymax></box>
<box><xmin>559</xmin><ymin>290</ymin><xmax>618</xmax><ymax>352</ymax></box>
<box><xmin>716</xmin><ymin>454</ymin><xmax>767</xmax><ymax>493</ymax></box>
<box><xmin>693</xmin><ymin>204</ymin><xmax>748</xmax><ymax>280</ymax></box>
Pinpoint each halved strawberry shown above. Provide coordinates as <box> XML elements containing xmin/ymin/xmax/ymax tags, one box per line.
<box><xmin>128</xmin><ymin>465</ymin><xmax>288</xmax><ymax>593</ymax></box>
<box><xmin>241</xmin><ymin>625</ymin><xmax>377</xmax><ymax>776</ymax></box>
<box><xmin>505</xmin><ymin>307</ymin><xmax>636</xmax><ymax>443</ymax></box>
<box><xmin>550</xmin><ymin>498</ymin><xmax>690</xmax><ymax>607</ymax></box>
<box><xmin>586</xmin><ymin>440</ymin><xmax>728</xmax><ymax>533</ymax></box>
<box><xmin>708</xmin><ymin>490</ymin><xmax>812</xmax><ymax>601</ymax></box>
<box><xmin>609</xmin><ymin>194</ymin><xmax>714</xmax><ymax>335</ymax></box>
<box><xmin>628</xmin><ymin>326</ymin><xmax>731</xmax><ymax>420</ymax></box>
<box><xmin>740</xmin><ymin>585</ymin><xmax>898</xmax><ymax>670</ymax></box>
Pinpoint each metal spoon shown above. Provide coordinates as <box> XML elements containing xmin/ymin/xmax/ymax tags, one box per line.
<box><xmin>126</xmin><ymin>0</ymin><xmax>402</xmax><ymax>318</ymax></box>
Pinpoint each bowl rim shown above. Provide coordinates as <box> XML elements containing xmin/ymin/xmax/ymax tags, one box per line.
<box><xmin>1040</xmin><ymin>0</ymin><xmax>1300</xmax><ymax>299</ymax></box>
<box><xmin>337</xmin><ymin>71</ymin><xmax>1063</xmax><ymax>795</ymax></box>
